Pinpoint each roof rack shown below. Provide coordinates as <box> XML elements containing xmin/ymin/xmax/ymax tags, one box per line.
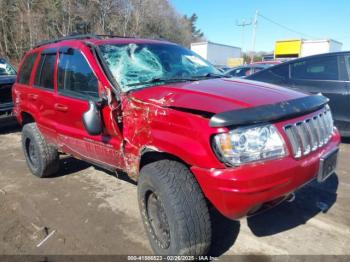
<box><xmin>33</xmin><ymin>34</ymin><xmax>136</xmax><ymax>49</ymax></box>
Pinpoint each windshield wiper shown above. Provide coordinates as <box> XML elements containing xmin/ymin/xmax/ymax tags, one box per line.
<box><xmin>193</xmin><ymin>73</ymin><xmax>226</xmax><ymax>79</ymax></box>
<box><xmin>126</xmin><ymin>73</ymin><xmax>225</xmax><ymax>88</ymax></box>
<box><xmin>127</xmin><ymin>77</ymin><xmax>196</xmax><ymax>87</ymax></box>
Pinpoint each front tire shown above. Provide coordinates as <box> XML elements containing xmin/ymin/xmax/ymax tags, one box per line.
<box><xmin>138</xmin><ymin>160</ymin><xmax>211</xmax><ymax>255</ymax></box>
<box><xmin>22</xmin><ymin>123</ymin><xmax>59</xmax><ymax>178</ymax></box>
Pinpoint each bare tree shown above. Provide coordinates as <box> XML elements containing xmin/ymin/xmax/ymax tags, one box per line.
<box><xmin>0</xmin><ymin>0</ymin><xmax>203</xmax><ymax>62</ymax></box>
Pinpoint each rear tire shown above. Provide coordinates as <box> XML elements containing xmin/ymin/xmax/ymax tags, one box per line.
<box><xmin>22</xmin><ymin>123</ymin><xmax>59</xmax><ymax>178</ymax></box>
<box><xmin>138</xmin><ymin>160</ymin><xmax>211</xmax><ymax>255</ymax></box>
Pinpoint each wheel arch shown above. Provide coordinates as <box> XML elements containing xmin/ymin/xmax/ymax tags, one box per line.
<box><xmin>139</xmin><ymin>147</ymin><xmax>191</xmax><ymax>171</ymax></box>
<box><xmin>138</xmin><ymin>146</ymin><xmax>214</xmax><ymax>209</ymax></box>
<box><xmin>21</xmin><ymin>111</ymin><xmax>36</xmax><ymax>125</ymax></box>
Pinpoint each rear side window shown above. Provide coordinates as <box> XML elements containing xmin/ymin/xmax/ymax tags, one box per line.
<box><xmin>57</xmin><ymin>50</ymin><xmax>98</xmax><ymax>99</ymax></box>
<box><xmin>17</xmin><ymin>53</ymin><xmax>38</xmax><ymax>85</ymax></box>
<box><xmin>34</xmin><ymin>54</ymin><xmax>56</xmax><ymax>89</ymax></box>
<box><xmin>249</xmin><ymin>64</ymin><xmax>289</xmax><ymax>85</ymax></box>
<box><xmin>291</xmin><ymin>56</ymin><xmax>339</xmax><ymax>80</ymax></box>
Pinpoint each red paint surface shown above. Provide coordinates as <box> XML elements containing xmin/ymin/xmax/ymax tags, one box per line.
<box><xmin>130</xmin><ymin>78</ymin><xmax>307</xmax><ymax>113</ymax></box>
<box><xmin>12</xmin><ymin>38</ymin><xmax>341</xmax><ymax>219</ymax></box>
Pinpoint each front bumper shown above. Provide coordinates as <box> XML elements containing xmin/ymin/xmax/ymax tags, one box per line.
<box><xmin>191</xmin><ymin>130</ymin><xmax>341</xmax><ymax>220</ymax></box>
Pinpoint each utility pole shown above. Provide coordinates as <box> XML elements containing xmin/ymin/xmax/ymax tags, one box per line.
<box><xmin>236</xmin><ymin>19</ymin><xmax>252</xmax><ymax>62</ymax></box>
<box><xmin>250</xmin><ymin>10</ymin><xmax>259</xmax><ymax>63</ymax></box>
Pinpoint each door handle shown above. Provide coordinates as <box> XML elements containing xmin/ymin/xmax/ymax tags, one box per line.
<box><xmin>28</xmin><ymin>93</ymin><xmax>38</xmax><ymax>101</ymax></box>
<box><xmin>54</xmin><ymin>103</ymin><xmax>68</xmax><ymax>112</ymax></box>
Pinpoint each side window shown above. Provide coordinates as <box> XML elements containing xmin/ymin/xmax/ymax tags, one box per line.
<box><xmin>345</xmin><ymin>55</ymin><xmax>350</xmax><ymax>80</ymax></box>
<box><xmin>34</xmin><ymin>54</ymin><xmax>56</xmax><ymax>89</ymax></box>
<box><xmin>253</xmin><ymin>67</ymin><xmax>264</xmax><ymax>74</ymax></box>
<box><xmin>236</xmin><ymin>68</ymin><xmax>250</xmax><ymax>77</ymax></box>
<box><xmin>0</xmin><ymin>58</ymin><xmax>16</xmax><ymax>76</ymax></box>
<box><xmin>291</xmin><ymin>56</ymin><xmax>339</xmax><ymax>80</ymax></box>
<box><xmin>268</xmin><ymin>65</ymin><xmax>289</xmax><ymax>80</ymax></box>
<box><xmin>229</xmin><ymin>68</ymin><xmax>249</xmax><ymax>77</ymax></box>
<box><xmin>227</xmin><ymin>69</ymin><xmax>238</xmax><ymax>77</ymax></box>
<box><xmin>57</xmin><ymin>50</ymin><xmax>99</xmax><ymax>99</ymax></box>
<box><xmin>17</xmin><ymin>53</ymin><xmax>38</xmax><ymax>85</ymax></box>
<box><xmin>250</xmin><ymin>64</ymin><xmax>289</xmax><ymax>85</ymax></box>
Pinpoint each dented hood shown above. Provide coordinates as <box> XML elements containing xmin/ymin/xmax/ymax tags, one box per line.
<box><xmin>129</xmin><ymin>78</ymin><xmax>308</xmax><ymax>114</ymax></box>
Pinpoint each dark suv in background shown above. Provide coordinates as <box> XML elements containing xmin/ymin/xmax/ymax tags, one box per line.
<box><xmin>0</xmin><ymin>58</ymin><xmax>16</xmax><ymax>117</ymax></box>
<box><xmin>247</xmin><ymin>52</ymin><xmax>350</xmax><ymax>137</ymax></box>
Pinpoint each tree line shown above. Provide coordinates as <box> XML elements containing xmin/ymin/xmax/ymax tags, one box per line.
<box><xmin>0</xmin><ymin>0</ymin><xmax>204</xmax><ymax>63</ymax></box>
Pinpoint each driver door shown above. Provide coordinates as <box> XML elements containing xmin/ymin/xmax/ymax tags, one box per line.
<box><xmin>54</xmin><ymin>47</ymin><xmax>123</xmax><ymax>169</ymax></box>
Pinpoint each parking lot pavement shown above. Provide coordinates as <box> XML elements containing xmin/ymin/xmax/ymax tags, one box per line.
<box><xmin>0</xmin><ymin>121</ymin><xmax>349</xmax><ymax>256</ymax></box>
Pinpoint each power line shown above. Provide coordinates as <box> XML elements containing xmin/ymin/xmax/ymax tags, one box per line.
<box><xmin>258</xmin><ymin>13</ymin><xmax>317</xmax><ymax>39</ymax></box>
<box><xmin>250</xmin><ymin>10</ymin><xmax>258</xmax><ymax>63</ymax></box>
<box><xmin>236</xmin><ymin>19</ymin><xmax>252</xmax><ymax>27</ymax></box>
<box><xmin>236</xmin><ymin>19</ymin><xmax>252</xmax><ymax>56</ymax></box>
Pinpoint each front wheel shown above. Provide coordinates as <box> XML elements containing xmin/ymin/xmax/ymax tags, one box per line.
<box><xmin>138</xmin><ymin>160</ymin><xmax>211</xmax><ymax>255</ymax></box>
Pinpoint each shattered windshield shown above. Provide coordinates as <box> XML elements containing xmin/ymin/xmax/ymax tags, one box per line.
<box><xmin>0</xmin><ymin>58</ymin><xmax>16</xmax><ymax>76</ymax></box>
<box><xmin>99</xmin><ymin>43</ymin><xmax>222</xmax><ymax>91</ymax></box>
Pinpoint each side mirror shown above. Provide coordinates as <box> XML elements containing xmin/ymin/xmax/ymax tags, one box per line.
<box><xmin>82</xmin><ymin>100</ymin><xmax>102</xmax><ymax>136</ymax></box>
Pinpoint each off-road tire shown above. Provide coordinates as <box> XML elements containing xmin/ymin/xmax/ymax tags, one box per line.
<box><xmin>138</xmin><ymin>160</ymin><xmax>211</xmax><ymax>255</ymax></box>
<box><xmin>22</xmin><ymin>123</ymin><xmax>59</xmax><ymax>178</ymax></box>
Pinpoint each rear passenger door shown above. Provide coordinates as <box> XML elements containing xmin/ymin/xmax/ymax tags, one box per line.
<box><xmin>15</xmin><ymin>52</ymin><xmax>38</xmax><ymax>114</ymax></box>
<box><xmin>290</xmin><ymin>55</ymin><xmax>348</xmax><ymax>131</ymax></box>
<box><xmin>54</xmin><ymin>48</ymin><xmax>123</xmax><ymax>168</ymax></box>
<box><xmin>31</xmin><ymin>50</ymin><xmax>57</xmax><ymax>142</ymax></box>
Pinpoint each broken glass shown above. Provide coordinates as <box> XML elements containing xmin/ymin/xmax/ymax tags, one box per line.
<box><xmin>99</xmin><ymin>43</ymin><xmax>221</xmax><ymax>92</ymax></box>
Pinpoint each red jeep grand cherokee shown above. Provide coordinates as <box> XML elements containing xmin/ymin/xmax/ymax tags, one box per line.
<box><xmin>12</xmin><ymin>35</ymin><xmax>340</xmax><ymax>255</ymax></box>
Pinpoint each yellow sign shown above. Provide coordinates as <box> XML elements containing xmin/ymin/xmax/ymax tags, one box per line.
<box><xmin>227</xmin><ymin>58</ymin><xmax>243</xmax><ymax>67</ymax></box>
<box><xmin>274</xmin><ymin>39</ymin><xmax>302</xmax><ymax>58</ymax></box>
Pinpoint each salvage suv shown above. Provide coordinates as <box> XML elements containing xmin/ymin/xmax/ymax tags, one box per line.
<box><xmin>13</xmin><ymin>35</ymin><xmax>340</xmax><ymax>255</ymax></box>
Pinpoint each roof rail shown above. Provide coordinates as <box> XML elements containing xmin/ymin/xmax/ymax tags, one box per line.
<box><xmin>33</xmin><ymin>34</ymin><xmax>99</xmax><ymax>49</ymax></box>
<box><xmin>96</xmin><ymin>34</ymin><xmax>136</xmax><ymax>39</ymax></box>
<box><xmin>33</xmin><ymin>34</ymin><xmax>136</xmax><ymax>49</ymax></box>
<box><xmin>33</xmin><ymin>34</ymin><xmax>99</xmax><ymax>48</ymax></box>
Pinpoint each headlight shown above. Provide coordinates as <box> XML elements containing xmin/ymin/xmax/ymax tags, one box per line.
<box><xmin>212</xmin><ymin>124</ymin><xmax>286</xmax><ymax>166</ymax></box>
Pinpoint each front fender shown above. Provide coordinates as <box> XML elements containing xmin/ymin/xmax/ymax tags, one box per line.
<box><xmin>122</xmin><ymin>96</ymin><xmax>225</xmax><ymax>176</ymax></box>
